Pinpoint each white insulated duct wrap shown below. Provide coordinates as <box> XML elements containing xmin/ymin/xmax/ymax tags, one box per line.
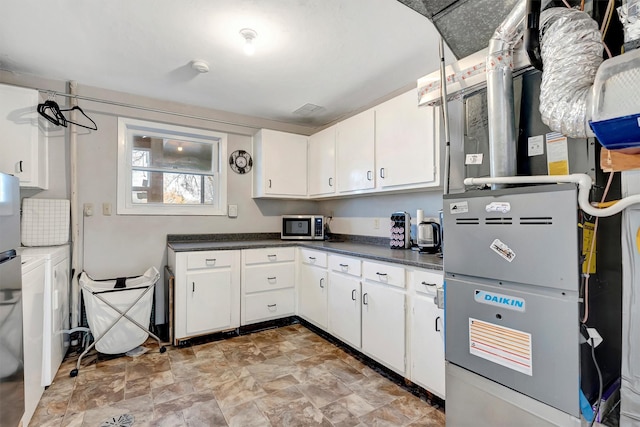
<box><xmin>539</xmin><ymin>8</ymin><xmax>603</xmax><ymax>139</ymax></box>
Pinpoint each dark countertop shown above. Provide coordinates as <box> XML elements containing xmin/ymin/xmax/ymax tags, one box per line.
<box><xmin>168</xmin><ymin>239</ymin><xmax>443</xmax><ymax>271</ymax></box>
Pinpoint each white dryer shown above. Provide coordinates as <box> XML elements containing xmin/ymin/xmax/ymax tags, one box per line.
<box><xmin>20</xmin><ymin>244</ymin><xmax>70</xmax><ymax>386</ymax></box>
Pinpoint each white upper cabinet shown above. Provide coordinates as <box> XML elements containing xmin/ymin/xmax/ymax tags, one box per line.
<box><xmin>308</xmin><ymin>125</ymin><xmax>336</xmax><ymax>197</ymax></box>
<box><xmin>0</xmin><ymin>84</ymin><xmax>48</xmax><ymax>189</ymax></box>
<box><xmin>375</xmin><ymin>89</ymin><xmax>437</xmax><ymax>190</ymax></box>
<box><xmin>336</xmin><ymin>109</ymin><xmax>375</xmax><ymax>193</ymax></box>
<box><xmin>252</xmin><ymin>129</ymin><xmax>308</xmax><ymax>198</ymax></box>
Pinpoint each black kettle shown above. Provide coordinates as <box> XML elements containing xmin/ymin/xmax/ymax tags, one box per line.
<box><xmin>417</xmin><ymin>221</ymin><xmax>441</xmax><ymax>253</ymax></box>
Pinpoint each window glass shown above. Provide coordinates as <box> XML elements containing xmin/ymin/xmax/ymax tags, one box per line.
<box><xmin>117</xmin><ymin>118</ymin><xmax>227</xmax><ymax>215</ymax></box>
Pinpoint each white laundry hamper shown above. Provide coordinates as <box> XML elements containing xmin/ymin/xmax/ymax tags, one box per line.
<box><xmin>71</xmin><ymin>267</ymin><xmax>166</xmax><ymax>377</ymax></box>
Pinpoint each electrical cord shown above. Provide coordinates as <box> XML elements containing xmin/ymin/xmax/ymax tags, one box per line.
<box><xmin>588</xmin><ymin>333</ymin><xmax>604</xmax><ymax>427</ymax></box>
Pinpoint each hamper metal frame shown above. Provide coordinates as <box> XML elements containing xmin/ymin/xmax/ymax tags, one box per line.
<box><xmin>70</xmin><ymin>275</ymin><xmax>166</xmax><ymax>377</ymax></box>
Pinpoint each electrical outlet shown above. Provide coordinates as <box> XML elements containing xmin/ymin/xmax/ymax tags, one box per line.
<box><xmin>228</xmin><ymin>204</ymin><xmax>238</xmax><ymax>218</ymax></box>
<box><xmin>373</xmin><ymin>218</ymin><xmax>380</xmax><ymax>229</ymax></box>
<box><xmin>83</xmin><ymin>203</ymin><xmax>94</xmax><ymax>217</ymax></box>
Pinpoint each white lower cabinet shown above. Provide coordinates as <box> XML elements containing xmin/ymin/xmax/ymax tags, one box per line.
<box><xmin>168</xmin><ymin>249</ymin><xmax>241</xmax><ymax>343</ymax></box>
<box><xmin>328</xmin><ymin>271</ymin><xmax>361</xmax><ymax>349</ymax></box>
<box><xmin>298</xmin><ymin>249</ymin><xmax>328</xmax><ymax>329</ymax></box>
<box><xmin>241</xmin><ymin>247</ymin><xmax>295</xmax><ymax>325</ymax></box>
<box><xmin>409</xmin><ymin>269</ymin><xmax>445</xmax><ymax>398</ymax></box>
<box><xmin>361</xmin><ymin>260</ymin><xmax>406</xmax><ymax>375</ymax></box>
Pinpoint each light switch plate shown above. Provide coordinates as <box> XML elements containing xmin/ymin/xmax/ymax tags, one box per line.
<box><xmin>228</xmin><ymin>204</ymin><xmax>238</xmax><ymax>218</ymax></box>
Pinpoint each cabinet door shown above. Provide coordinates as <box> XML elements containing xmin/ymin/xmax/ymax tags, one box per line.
<box><xmin>298</xmin><ymin>264</ymin><xmax>328</xmax><ymax>329</ymax></box>
<box><xmin>0</xmin><ymin>84</ymin><xmax>46</xmax><ymax>188</ymax></box>
<box><xmin>411</xmin><ymin>294</ymin><xmax>445</xmax><ymax>398</ymax></box>
<box><xmin>375</xmin><ymin>90</ymin><xmax>436</xmax><ymax>189</ymax></box>
<box><xmin>185</xmin><ymin>269</ymin><xmax>232</xmax><ymax>335</ymax></box>
<box><xmin>336</xmin><ymin>109</ymin><xmax>375</xmax><ymax>193</ymax></box>
<box><xmin>361</xmin><ymin>281</ymin><xmax>406</xmax><ymax>374</ymax></box>
<box><xmin>308</xmin><ymin>125</ymin><xmax>336</xmax><ymax>196</ymax></box>
<box><xmin>254</xmin><ymin>129</ymin><xmax>308</xmax><ymax>197</ymax></box>
<box><xmin>328</xmin><ymin>272</ymin><xmax>361</xmax><ymax>349</ymax></box>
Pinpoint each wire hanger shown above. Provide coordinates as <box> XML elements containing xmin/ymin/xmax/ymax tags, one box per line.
<box><xmin>37</xmin><ymin>93</ymin><xmax>98</xmax><ymax>131</ymax></box>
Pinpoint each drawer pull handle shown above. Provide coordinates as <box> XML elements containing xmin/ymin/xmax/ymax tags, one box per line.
<box><xmin>205</xmin><ymin>258</ymin><xmax>216</xmax><ymax>264</ymax></box>
<box><xmin>367</xmin><ymin>170</ymin><xmax>372</xmax><ymax>181</ymax></box>
<box><xmin>380</xmin><ymin>167</ymin><xmax>385</xmax><ymax>178</ymax></box>
<box><xmin>435</xmin><ymin>316</ymin><xmax>441</xmax><ymax>332</ymax></box>
<box><xmin>308</xmin><ymin>256</ymin><xmax>316</xmax><ymax>261</ymax></box>
<box><xmin>339</xmin><ymin>263</ymin><xmax>348</xmax><ymax>268</ymax></box>
<box><xmin>320</xmin><ymin>278</ymin><xmax>325</xmax><ymax>288</ymax></box>
<box><xmin>362</xmin><ymin>293</ymin><xmax>369</xmax><ymax>305</ymax></box>
<box><xmin>422</xmin><ymin>281</ymin><xmax>437</xmax><ymax>287</ymax></box>
<box><xmin>267</xmin><ymin>303</ymin><xmax>277</xmax><ymax>311</ymax></box>
<box><xmin>192</xmin><ymin>282</ymin><xmax>195</xmax><ymax>292</ymax></box>
<box><xmin>329</xmin><ymin>177</ymin><xmax>333</xmax><ymax>187</ymax></box>
<box><xmin>351</xmin><ymin>289</ymin><xmax>356</xmax><ymax>301</ymax></box>
<box><xmin>19</xmin><ymin>160</ymin><xmax>23</xmax><ymax>173</ymax></box>
<box><xmin>376</xmin><ymin>272</ymin><xmax>387</xmax><ymax>276</ymax></box>
<box><xmin>268</xmin><ymin>179</ymin><xmax>272</xmax><ymax>188</ymax></box>
<box><xmin>267</xmin><ymin>276</ymin><xmax>277</xmax><ymax>281</ymax></box>
<box><xmin>267</xmin><ymin>254</ymin><xmax>277</xmax><ymax>260</ymax></box>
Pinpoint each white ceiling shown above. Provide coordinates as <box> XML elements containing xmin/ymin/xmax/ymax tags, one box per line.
<box><xmin>0</xmin><ymin>0</ymin><xmax>452</xmax><ymax>129</ymax></box>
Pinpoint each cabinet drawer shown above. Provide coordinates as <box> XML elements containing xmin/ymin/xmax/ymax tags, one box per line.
<box><xmin>328</xmin><ymin>254</ymin><xmax>361</xmax><ymax>277</ymax></box>
<box><xmin>412</xmin><ymin>269</ymin><xmax>443</xmax><ymax>296</ymax></box>
<box><xmin>244</xmin><ymin>289</ymin><xmax>295</xmax><ymax>323</ymax></box>
<box><xmin>363</xmin><ymin>261</ymin><xmax>405</xmax><ymax>288</ymax></box>
<box><xmin>243</xmin><ymin>247</ymin><xmax>295</xmax><ymax>265</ymax></box>
<box><xmin>187</xmin><ymin>251</ymin><xmax>235</xmax><ymax>269</ymax></box>
<box><xmin>244</xmin><ymin>264</ymin><xmax>295</xmax><ymax>293</ymax></box>
<box><xmin>300</xmin><ymin>249</ymin><xmax>327</xmax><ymax>268</ymax></box>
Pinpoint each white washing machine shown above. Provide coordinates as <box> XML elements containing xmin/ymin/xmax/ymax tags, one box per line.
<box><xmin>20</xmin><ymin>244</ymin><xmax>70</xmax><ymax>386</ymax></box>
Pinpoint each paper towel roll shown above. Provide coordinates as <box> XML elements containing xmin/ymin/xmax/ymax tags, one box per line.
<box><xmin>416</xmin><ymin>209</ymin><xmax>424</xmax><ymax>224</ymax></box>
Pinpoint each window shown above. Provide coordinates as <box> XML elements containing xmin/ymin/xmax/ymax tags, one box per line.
<box><xmin>117</xmin><ymin>118</ymin><xmax>227</xmax><ymax>215</ymax></box>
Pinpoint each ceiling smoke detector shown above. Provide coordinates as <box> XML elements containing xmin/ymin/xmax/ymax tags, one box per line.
<box><xmin>191</xmin><ymin>60</ymin><xmax>210</xmax><ymax>73</ymax></box>
<box><xmin>239</xmin><ymin>28</ymin><xmax>258</xmax><ymax>56</ymax></box>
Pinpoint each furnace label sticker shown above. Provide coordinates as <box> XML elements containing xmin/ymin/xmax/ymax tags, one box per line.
<box><xmin>490</xmin><ymin>238</ymin><xmax>516</xmax><ymax>262</ymax></box>
<box><xmin>449</xmin><ymin>201</ymin><xmax>469</xmax><ymax>214</ymax></box>
<box><xmin>465</xmin><ymin>153</ymin><xmax>483</xmax><ymax>165</ymax></box>
<box><xmin>546</xmin><ymin>132</ymin><xmax>569</xmax><ymax>175</ymax></box>
<box><xmin>469</xmin><ymin>318</ymin><xmax>532</xmax><ymax>376</ymax></box>
<box><xmin>474</xmin><ymin>290</ymin><xmax>525</xmax><ymax>312</ymax></box>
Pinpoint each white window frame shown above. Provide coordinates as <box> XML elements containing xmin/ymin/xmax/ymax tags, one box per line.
<box><xmin>117</xmin><ymin>117</ymin><xmax>227</xmax><ymax>215</ymax></box>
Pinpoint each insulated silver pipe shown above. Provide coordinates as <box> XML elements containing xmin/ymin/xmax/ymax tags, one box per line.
<box><xmin>486</xmin><ymin>0</ymin><xmax>527</xmax><ymax>188</ymax></box>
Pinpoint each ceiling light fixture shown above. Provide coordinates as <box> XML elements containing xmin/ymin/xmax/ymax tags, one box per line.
<box><xmin>239</xmin><ymin>28</ymin><xmax>258</xmax><ymax>56</ymax></box>
<box><xmin>191</xmin><ymin>60</ymin><xmax>210</xmax><ymax>73</ymax></box>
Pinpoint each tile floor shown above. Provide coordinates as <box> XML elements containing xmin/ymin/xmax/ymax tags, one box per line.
<box><xmin>30</xmin><ymin>324</ymin><xmax>445</xmax><ymax>426</ymax></box>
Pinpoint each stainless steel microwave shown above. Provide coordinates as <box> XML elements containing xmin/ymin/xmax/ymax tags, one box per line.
<box><xmin>281</xmin><ymin>215</ymin><xmax>324</xmax><ymax>240</ymax></box>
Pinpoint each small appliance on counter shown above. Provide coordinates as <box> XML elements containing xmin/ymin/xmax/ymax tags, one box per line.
<box><xmin>390</xmin><ymin>212</ymin><xmax>411</xmax><ymax>249</ymax></box>
<box><xmin>417</xmin><ymin>220</ymin><xmax>441</xmax><ymax>253</ymax></box>
<box><xmin>281</xmin><ymin>215</ymin><xmax>324</xmax><ymax>240</ymax></box>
